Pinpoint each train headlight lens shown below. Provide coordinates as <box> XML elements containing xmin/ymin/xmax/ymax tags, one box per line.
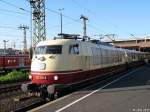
<box><xmin>54</xmin><ymin>75</ymin><xmax>58</xmax><ymax>80</ymax></box>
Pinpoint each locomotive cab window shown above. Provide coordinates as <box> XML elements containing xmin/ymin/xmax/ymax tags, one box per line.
<box><xmin>35</xmin><ymin>45</ymin><xmax>62</xmax><ymax>54</ymax></box>
<box><xmin>69</xmin><ymin>44</ymin><xmax>79</xmax><ymax>54</ymax></box>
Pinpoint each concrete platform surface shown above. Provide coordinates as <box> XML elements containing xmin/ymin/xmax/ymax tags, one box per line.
<box><xmin>29</xmin><ymin>64</ymin><xmax>150</xmax><ymax>112</ymax></box>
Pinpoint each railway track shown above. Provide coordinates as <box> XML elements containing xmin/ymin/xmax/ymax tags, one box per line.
<box><xmin>14</xmin><ymin>97</ymin><xmax>45</xmax><ymax>112</ymax></box>
<box><xmin>0</xmin><ymin>84</ymin><xmax>24</xmax><ymax>102</ymax></box>
<box><xmin>0</xmin><ymin>84</ymin><xmax>21</xmax><ymax>94</ymax></box>
<box><xmin>0</xmin><ymin>68</ymin><xmax>134</xmax><ymax>112</ymax></box>
<box><xmin>0</xmin><ymin>81</ymin><xmax>30</xmax><ymax>97</ymax></box>
<box><xmin>12</xmin><ymin>69</ymin><xmax>133</xmax><ymax>112</ymax></box>
<box><xmin>0</xmin><ymin>93</ymin><xmax>45</xmax><ymax>112</ymax></box>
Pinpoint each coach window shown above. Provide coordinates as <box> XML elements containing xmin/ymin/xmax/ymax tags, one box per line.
<box><xmin>69</xmin><ymin>44</ymin><xmax>79</xmax><ymax>54</ymax></box>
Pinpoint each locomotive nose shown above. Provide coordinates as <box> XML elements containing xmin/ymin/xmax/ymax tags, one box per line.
<box><xmin>31</xmin><ymin>54</ymin><xmax>62</xmax><ymax>72</ymax></box>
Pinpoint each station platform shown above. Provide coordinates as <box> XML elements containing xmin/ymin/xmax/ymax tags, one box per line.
<box><xmin>29</xmin><ymin>64</ymin><xmax>150</xmax><ymax>112</ymax></box>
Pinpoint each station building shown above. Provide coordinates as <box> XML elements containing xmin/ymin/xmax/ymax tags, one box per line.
<box><xmin>111</xmin><ymin>38</ymin><xmax>150</xmax><ymax>52</ymax></box>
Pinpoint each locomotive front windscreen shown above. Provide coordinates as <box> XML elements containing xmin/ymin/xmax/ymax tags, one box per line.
<box><xmin>35</xmin><ymin>45</ymin><xmax>62</xmax><ymax>54</ymax></box>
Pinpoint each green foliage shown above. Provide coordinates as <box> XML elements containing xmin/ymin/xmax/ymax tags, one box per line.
<box><xmin>0</xmin><ymin>71</ymin><xmax>29</xmax><ymax>81</ymax></box>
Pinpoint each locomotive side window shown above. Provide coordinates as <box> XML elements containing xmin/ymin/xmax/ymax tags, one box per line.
<box><xmin>35</xmin><ymin>45</ymin><xmax>62</xmax><ymax>54</ymax></box>
<box><xmin>69</xmin><ymin>44</ymin><xmax>79</xmax><ymax>54</ymax></box>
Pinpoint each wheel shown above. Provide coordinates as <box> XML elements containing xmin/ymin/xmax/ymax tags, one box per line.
<box><xmin>53</xmin><ymin>91</ymin><xmax>59</xmax><ymax>100</ymax></box>
<box><xmin>48</xmin><ymin>91</ymin><xmax>60</xmax><ymax>101</ymax></box>
<box><xmin>21</xmin><ymin>84</ymin><xmax>28</xmax><ymax>92</ymax></box>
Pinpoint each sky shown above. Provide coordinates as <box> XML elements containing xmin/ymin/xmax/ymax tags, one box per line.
<box><xmin>0</xmin><ymin>0</ymin><xmax>150</xmax><ymax>49</ymax></box>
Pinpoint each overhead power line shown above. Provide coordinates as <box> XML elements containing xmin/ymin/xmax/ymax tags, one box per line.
<box><xmin>0</xmin><ymin>0</ymin><xmax>30</xmax><ymax>13</ymax></box>
<box><xmin>46</xmin><ymin>8</ymin><xmax>59</xmax><ymax>15</ymax></box>
<box><xmin>0</xmin><ymin>8</ymin><xmax>29</xmax><ymax>15</ymax></box>
<box><xmin>0</xmin><ymin>0</ymin><xmax>112</xmax><ymax>39</ymax></box>
<box><xmin>46</xmin><ymin>7</ymin><xmax>106</xmax><ymax>35</ymax></box>
<box><xmin>0</xmin><ymin>25</ymin><xmax>19</xmax><ymax>30</ymax></box>
<box><xmin>0</xmin><ymin>34</ymin><xmax>30</xmax><ymax>38</ymax></box>
<box><xmin>46</xmin><ymin>8</ymin><xmax>81</xmax><ymax>24</ymax></box>
<box><xmin>71</xmin><ymin>0</ymin><xmax>122</xmax><ymax>35</ymax></box>
<box><xmin>0</xmin><ymin>0</ymin><xmax>85</xmax><ymax>33</ymax></box>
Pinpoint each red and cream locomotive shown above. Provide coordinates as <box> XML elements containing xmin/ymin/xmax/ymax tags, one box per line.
<box><xmin>21</xmin><ymin>35</ymin><xmax>150</xmax><ymax>99</ymax></box>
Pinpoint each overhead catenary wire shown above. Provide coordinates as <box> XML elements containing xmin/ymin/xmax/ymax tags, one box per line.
<box><xmin>0</xmin><ymin>0</ymin><xmax>30</xmax><ymax>13</ymax></box>
<box><xmin>47</xmin><ymin>19</ymin><xmax>81</xmax><ymax>29</ymax></box>
<box><xmin>0</xmin><ymin>8</ymin><xmax>29</xmax><ymax>15</ymax></box>
<box><xmin>72</xmin><ymin>0</ymin><xmax>149</xmax><ymax>41</ymax></box>
<box><xmin>0</xmin><ymin>0</ymin><xmax>101</xmax><ymax>34</ymax></box>
<box><xmin>71</xmin><ymin>0</ymin><xmax>120</xmax><ymax>30</ymax></box>
<box><xmin>0</xmin><ymin>34</ymin><xmax>30</xmax><ymax>38</ymax></box>
<box><xmin>46</xmin><ymin>7</ymin><xmax>108</xmax><ymax>37</ymax></box>
<box><xmin>71</xmin><ymin>0</ymin><xmax>127</xmax><ymax>40</ymax></box>
<box><xmin>46</xmin><ymin>8</ymin><xmax>82</xmax><ymax>24</ymax></box>
<box><xmin>0</xmin><ymin>0</ymin><xmax>119</xmax><ymax>41</ymax></box>
<box><xmin>0</xmin><ymin>25</ymin><xmax>19</xmax><ymax>30</ymax></box>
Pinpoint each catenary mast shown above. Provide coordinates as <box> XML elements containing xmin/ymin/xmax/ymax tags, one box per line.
<box><xmin>29</xmin><ymin>0</ymin><xmax>46</xmax><ymax>48</ymax></box>
<box><xmin>19</xmin><ymin>25</ymin><xmax>29</xmax><ymax>52</ymax></box>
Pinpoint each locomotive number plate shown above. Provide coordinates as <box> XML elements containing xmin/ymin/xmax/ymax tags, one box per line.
<box><xmin>35</xmin><ymin>75</ymin><xmax>47</xmax><ymax>80</ymax></box>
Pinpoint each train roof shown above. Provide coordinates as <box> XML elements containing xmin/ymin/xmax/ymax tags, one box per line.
<box><xmin>37</xmin><ymin>39</ymin><xmax>79</xmax><ymax>46</ymax></box>
<box><xmin>38</xmin><ymin>39</ymin><xmax>116</xmax><ymax>49</ymax></box>
<box><xmin>37</xmin><ymin>38</ymin><xmax>146</xmax><ymax>54</ymax></box>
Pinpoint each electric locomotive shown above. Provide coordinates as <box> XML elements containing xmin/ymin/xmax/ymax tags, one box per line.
<box><xmin>21</xmin><ymin>35</ymin><xmax>149</xmax><ymax>99</ymax></box>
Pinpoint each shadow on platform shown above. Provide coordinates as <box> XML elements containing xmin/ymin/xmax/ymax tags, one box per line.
<box><xmin>77</xmin><ymin>64</ymin><xmax>150</xmax><ymax>94</ymax></box>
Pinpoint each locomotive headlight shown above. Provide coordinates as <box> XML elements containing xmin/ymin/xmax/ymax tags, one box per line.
<box><xmin>54</xmin><ymin>75</ymin><xmax>58</xmax><ymax>81</ymax></box>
